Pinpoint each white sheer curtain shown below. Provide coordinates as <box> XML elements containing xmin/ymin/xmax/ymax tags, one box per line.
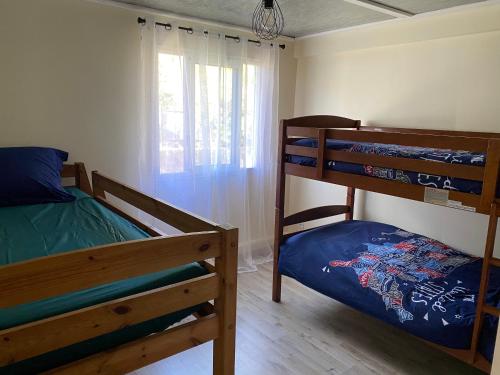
<box><xmin>139</xmin><ymin>21</ymin><xmax>280</xmax><ymax>272</ymax></box>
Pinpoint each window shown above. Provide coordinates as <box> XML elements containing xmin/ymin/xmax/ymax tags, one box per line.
<box><xmin>158</xmin><ymin>53</ymin><xmax>258</xmax><ymax>174</ymax></box>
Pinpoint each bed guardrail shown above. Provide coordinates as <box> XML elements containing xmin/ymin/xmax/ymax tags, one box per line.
<box><xmin>283</xmin><ymin>120</ymin><xmax>500</xmax><ymax>215</ymax></box>
<box><xmin>0</xmin><ymin>168</ymin><xmax>238</xmax><ymax>375</ymax></box>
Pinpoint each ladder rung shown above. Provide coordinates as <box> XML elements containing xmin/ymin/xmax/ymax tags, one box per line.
<box><xmin>490</xmin><ymin>257</ymin><xmax>500</xmax><ymax>267</ymax></box>
<box><xmin>482</xmin><ymin>305</ymin><xmax>500</xmax><ymax>316</ymax></box>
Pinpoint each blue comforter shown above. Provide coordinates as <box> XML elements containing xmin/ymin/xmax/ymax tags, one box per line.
<box><xmin>288</xmin><ymin>139</ymin><xmax>486</xmax><ymax>194</ymax></box>
<box><xmin>279</xmin><ymin>220</ymin><xmax>499</xmax><ymax>361</ymax></box>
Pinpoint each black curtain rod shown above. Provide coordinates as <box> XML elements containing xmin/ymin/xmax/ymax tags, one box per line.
<box><xmin>137</xmin><ymin>17</ymin><xmax>285</xmax><ymax>50</ymax></box>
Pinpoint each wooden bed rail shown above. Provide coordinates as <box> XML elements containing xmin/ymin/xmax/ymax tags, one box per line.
<box><xmin>287</xmin><ymin>127</ymin><xmax>491</xmax><ymax>152</ymax></box>
<box><xmin>61</xmin><ymin>162</ymin><xmax>92</xmax><ymax>195</ymax></box>
<box><xmin>1</xmin><ymin>166</ymin><xmax>238</xmax><ymax>375</ymax></box>
<box><xmin>283</xmin><ymin>205</ymin><xmax>350</xmax><ymax>227</ymax></box>
<box><xmin>284</xmin><ymin>119</ymin><xmax>500</xmax><ymax>215</ymax></box>
<box><xmin>361</xmin><ymin>125</ymin><xmax>500</xmax><ymax>139</ymax></box>
<box><xmin>0</xmin><ymin>274</ymin><xmax>219</xmax><ymax>365</ymax></box>
<box><xmin>47</xmin><ymin>314</ymin><xmax>219</xmax><ymax>375</ymax></box>
<box><xmin>0</xmin><ymin>232</ymin><xmax>221</xmax><ymax>308</ymax></box>
<box><xmin>92</xmin><ymin>171</ymin><xmax>218</xmax><ymax>233</ymax></box>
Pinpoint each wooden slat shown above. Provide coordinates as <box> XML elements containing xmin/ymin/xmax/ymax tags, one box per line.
<box><xmin>0</xmin><ymin>231</ymin><xmax>221</xmax><ymax>308</ymax></box>
<box><xmin>285</xmin><ymin>145</ymin><xmax>485</xmax><ymax>181</ymax></box>
<box><xmin>482</xmin><ymin>304</ymin><xmax>500</xmax><ymax>317</ymax></box>
<box><xmin>327</xmin><ymin>150</ymin><xmax>484</xmax><ymax>181</ymax></box>
<box><xmin>284</xmin><ymin>205</ymin><xmax>350</xmax><ymax>227</ymax></box>
<box><xmin>199</xmin><ymin>260</ymin><xmax>216</xmax><ymax>273</ymax></box>
<box><xmin>75</xmin><ymin>162</ymin><xmax>93</xmax><ymax>195</ymax></box>
<box><xmin>490</xmin><ymin>257</ymin><xmax>500</xmax><ymax>268</ymax></box>
<box><xmin>473</xmin><ymin>353</ymin><xmax>493</xmax><ymax>373</ymax></box>
<box><xmin>287</xmin><ymin>126</ymin><xmax>317</xmax><ymax>138</ymax></box>
<box><xmin>45</xmin><ymin>314</ymin><xmax>219</xmax><ymax>375</ymax></box>
<box><xmin>284</xmin><ymin>115</ymin><xmax>361</xmax><ymax>129</ymax></box>
<box><xmin>361</xmin><ymin>125</ymin><xmax>500</xmax><ymax>139</ymax></box>
<box><xmin>326</xmin><ymin>129</ymin><xmax>489</xmax><ymax>152</ymax></box>
<box><xmin>285</xmin><ymin>125</ymin><xmax>492</xmax><ymax>152</ymax></box>
<box><xmin>193</xmin><ymin>302</ymin><xmax>216</xmax><ymax>318</ymax></box>
<box><xmin>95</xmin><ymin>196</ymin><xmax>162</xmax><ymax>237</ymax></box>
<box><xmin>286</xmin><ymin>144</ymin><xmax>317</xmax><ymax>157</ymax></box>
<box><xmin>61</xmin><ymin>164</ymin><xmax>77</xmax><ymax>178</ymax></box>
<box><xmin>284</xmin><ymin>163</ymin><xmax>482</xmax><ymax>212</ymax></box>
<box><xmin>92</xmin><ymin>172</ymin><xmax>217</xmax><ymax>233</ymax></box>
<box><xmin>213</xmin><ymin>226</ymin><xmax>238</xmax><ymax>375</ymax></box>
<box><xmin>0</xmin><ymin>274</ymin><xmax>219</xmax><ymax>365</ymax></box>
<box><xmin>422</xmin><ymin>339</ymin><xmax>491</xmax><ymax>373</ymax></box>
<box><xmin>326</xmin><ymin>168</ymin><xmax>481</xmax><ymax>209</ymax></box>
<box><xmin>479</xmin><ymin>140</ymin><xmax>500</xmax><ymax>212</ymax></box>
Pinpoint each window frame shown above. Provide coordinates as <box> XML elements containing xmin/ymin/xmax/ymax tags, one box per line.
<box><xmin>157</xmin><ymin>51</ymin><xmax>259</xmax><ymax>175</ymax></box>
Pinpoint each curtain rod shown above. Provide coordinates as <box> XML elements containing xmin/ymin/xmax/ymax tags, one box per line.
<box><xmin>137</xmin><ymin>17</ymin><xmax>285</xmax><ymax>50</ymax></box>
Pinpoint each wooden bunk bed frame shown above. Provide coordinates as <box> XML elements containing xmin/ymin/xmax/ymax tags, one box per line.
<box><xmin>272</xmin><ymin>115</ymin><xmax>500</xmax><ymax>373</ymax></box>
<box><xmin>0</xmin><ymin>162</ymin><xmax>238</xmax><ymax>375</ymax></box>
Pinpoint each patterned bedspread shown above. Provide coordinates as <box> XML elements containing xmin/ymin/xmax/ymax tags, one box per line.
<box><xmin>288</xmin><ymin>138</ymin><xmax>486</xmax><ymax>194</ymax></box>
<box><xmin>278</xmin><ymin>220</ymin><xmax>500</xmax><ymax>361</ymax></box>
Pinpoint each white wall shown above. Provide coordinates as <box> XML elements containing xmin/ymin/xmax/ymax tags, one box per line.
<box><xmin>291</xmin><ymin>3</ymin><xmax>500</xmax><ymax>256</ymax></box>
<box><xmin>0</xmin><ymin>0</ymin><xmax>296</xmax><ymax>188</ymax></box>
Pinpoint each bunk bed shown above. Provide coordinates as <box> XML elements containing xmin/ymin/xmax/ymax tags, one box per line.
<box><xmin>272</xmin><ymin>115</ymin><xmax>500</xmax><ymax>373</ymax></box>
<box><xmin>0</xmin><ymin>162</ymin><xmax>238</xmax><ymax>375</ymax></box>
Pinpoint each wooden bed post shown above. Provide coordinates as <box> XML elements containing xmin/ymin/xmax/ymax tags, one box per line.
<box><xmin>273</xmin><ymin>120</ymin><xmax>287</xmax><ymax>303</ymax></box>
<box><xmin>345</xmin><ymin>187</ymin><xmax>356</xmax><ymax>221</ymax></box>
<box><xmin>470</xmin><ymin>202</ymin><xmax>498</xmax><ymax>363</ymax></box>
<box><xmin>345</xmin><ymin>120</ymin><xmax>360</xmax><ymax>221</ymax></box>
<box><xmin>75</xmin><ymin>163</ymin><xmax>92</xmax><ymax>195</ymax></box>
<box><xmin>213</xmin><ymin>225</ymin><xmax>238</xmax><ymax>375</ymax></box>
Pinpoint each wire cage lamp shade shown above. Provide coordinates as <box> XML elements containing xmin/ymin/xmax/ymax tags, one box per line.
<box><xmin>252</xmin><ymin>0</ymin><xmax>284</xmax><ymax>40</ymax></box>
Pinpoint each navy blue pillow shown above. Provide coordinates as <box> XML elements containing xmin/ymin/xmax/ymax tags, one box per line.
<box><xmin>0</xmin><ymin>147</ymin><xmax>75</xmax><ymax>207</ymax></box>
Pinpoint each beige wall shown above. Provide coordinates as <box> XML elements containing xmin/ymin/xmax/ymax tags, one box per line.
<box><xmin>0</xmin><ymin>0</ymin><xmax>296</xmax><ymax>187</ymax></box>
<box><xmin>292</xmin><ymin>4</ymin><xmax>500</xmax><ymax>370</ymax></box>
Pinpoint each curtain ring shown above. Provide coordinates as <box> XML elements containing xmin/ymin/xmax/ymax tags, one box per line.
<box><xmin>165</xmin><ymin>24</ymin><xmax>172</xmax><ymax>31</ymax></box>
<box><xmin>235</xmin><ymin>37</ymin><xmax>241</xmax><ymax>43</ymax></box>
<box><xmin>187</xmin><ymin>28</ymin><xmax>194</xmax><ymax>34</ymax></box>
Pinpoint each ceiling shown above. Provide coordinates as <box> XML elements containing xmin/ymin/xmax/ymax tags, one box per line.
<box><xmin>114</xmin><ymin>0</ymin><xmax>487</xmax><ymax>37</ymax></box>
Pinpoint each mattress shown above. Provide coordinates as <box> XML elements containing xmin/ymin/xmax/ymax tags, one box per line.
<box><xmin>279</xmin><ymin>220</ymin><xmax>499</xmax><ymax>362</ymax></box>
<box><xmin>288</xmin><ymin>138</ymin><xmax>486</xmax><ymax>194</ymax></box>
<box><xmin>0</xmin><ymin>188</ymin><xmax>207</xmax><ymax>374</ymax></box>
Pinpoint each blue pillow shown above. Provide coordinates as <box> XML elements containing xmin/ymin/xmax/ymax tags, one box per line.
<box><xmin>0</xmin><ymin>147</ymin><xmax>75</xmax><ymax>207</ymax></box>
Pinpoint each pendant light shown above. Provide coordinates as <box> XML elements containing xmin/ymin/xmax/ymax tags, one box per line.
<box><xmin>252</xmin><ymin>0</ymin><xmax>284</xmax><ymax>40</ymax></box>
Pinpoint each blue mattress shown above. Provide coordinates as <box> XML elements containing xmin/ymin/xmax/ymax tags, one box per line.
<box><xmin>288</xmin><ymin>139</ymin><xmax>486</xmax><ymax>194</ymax></box>
<box><xmin>279</xmin><ymin>220</ymin><xmax>499</xmax><ymax>362</ymax></box>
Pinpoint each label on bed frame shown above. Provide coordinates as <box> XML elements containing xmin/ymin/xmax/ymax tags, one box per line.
<box><xmin>424</xmin><ymin>187</ymin><xmax>476</xmax><ymax>212</ymax></box>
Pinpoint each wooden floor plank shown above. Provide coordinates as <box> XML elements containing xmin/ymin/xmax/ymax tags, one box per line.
<box><xmin>134</xmin><ymin>263</ymin><xmax>484</xmax><ymax>375</ymax></box>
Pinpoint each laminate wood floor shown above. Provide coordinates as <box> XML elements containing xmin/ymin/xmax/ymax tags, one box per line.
<box><xmin>132</xmin><ymin>262</ymin><xmax>482</xmax><ymax>375</ymax></box>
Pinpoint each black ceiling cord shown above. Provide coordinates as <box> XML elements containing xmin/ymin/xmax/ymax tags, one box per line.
<box><xmin>137</xmin><ymin>17</ymin><xmax>285</xmax><ymax>50</ymax></box>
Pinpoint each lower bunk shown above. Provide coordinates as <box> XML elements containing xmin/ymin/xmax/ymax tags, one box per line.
<box><xmin>278</xmin><ymin>220</ymin><xmax>499</xmax><ymax>369</ymax></box>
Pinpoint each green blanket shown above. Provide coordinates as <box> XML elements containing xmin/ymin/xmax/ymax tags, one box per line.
<box><xmin>0</xmin><ymin>188</ymin><xmax>207</xmax><ymax>374</ymax></box>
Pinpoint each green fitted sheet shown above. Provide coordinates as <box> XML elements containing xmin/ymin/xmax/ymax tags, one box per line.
<box><xmin>0</xmin><ymin>188</ymin><xmax>207</xmax><ymax>374</ymax></box>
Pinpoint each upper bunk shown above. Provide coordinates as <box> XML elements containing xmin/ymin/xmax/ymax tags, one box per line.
<box><xmin>279</xmin><ymin>115</ymin><xmax>500</xmax><ymax>216</ymax></box>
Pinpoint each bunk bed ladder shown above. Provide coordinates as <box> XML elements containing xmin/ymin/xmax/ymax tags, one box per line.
<box><xmin>470</xmin><ymin>200</ymin><xmax>500</xmax><ymax>365</ymax></box>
